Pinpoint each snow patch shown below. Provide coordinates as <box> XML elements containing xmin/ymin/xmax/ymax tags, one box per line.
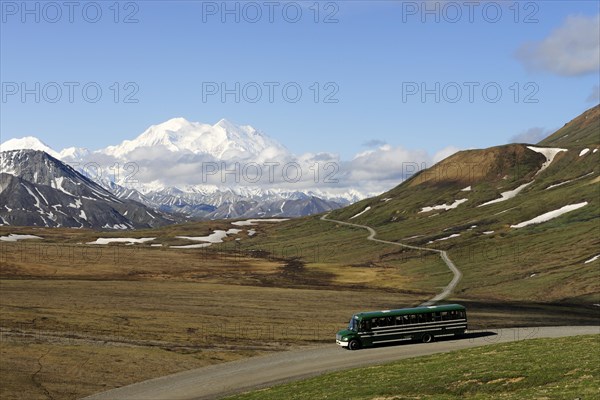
<box><xmin>483</xmin><ymin>231</ymin><xmax>495</xmax><ymax>235</ymax></box>
<box><xmin>0</xmin><ymin>234</ymin><xmax>43</xmax><ymax>242</ymax></box>
<box><xmin>248</xmin><ymin>229</ymin><xmax>256</xmax><ymax>236</ymax></box>
<box><xmin>420</xmin><ymin>199</ymin><xmax>468</xmax><ymax>213</ymax></box>
<box><xmin>176</xmin><ymin>228</ymin><xmax>241</xmax><ymax>244</ymax></box>
<box><xmin>478</xmin><ymin>182</ymin><xmax>533</xmax><ymax>207</ymax></box>
<box><xmin>546</xmin><ymin>172</ymin><xmax>596</xmax><ymax>190</ymax></box>
<box><xmin>584</xmin><ymin>255</ymin><xmax>599</xmax><ymax>264</ymax></box>
<box><xmin>526</xmin><ymin>146</ymin><xmax>567</xmax><ymax>175</ymax></box>
<box><xmin>510</xmin><ymin>202</ymin><xmax>588</xmax><ymax>228</ymax></box>
<box><xmin>579</xmin><ymin>148</ymin><xmax>590</xmax><ymax>157</ymax></box>
<box><xmin>461</xmin><ymin>186</ymin><xmax>471</xmax><ymax>191</ymax></box>
<box><xmin>427</xmin><ymin>233</ymin><xmax>460</xmax><ymax>244</ymax></box>
<box><xmin>113</xmin><ymin>224</ymin><xmax>130</xmax><ymax>230</ymax></box>
<box><xmin>546</xmin><ymin>180</ymin><xmax>572</xmax><ymax>190</ymax></box>
<box><xmin>21</xmin><ymin>184</ymin><xmax>41</xmax><ymax>210</ymax></box>
<box><xmin>52</xmin><ymin>177</ymin><xmax>75</xmax><ymax>197</ymax></box>
<box><xmin>88</xmin><ymin>237</ymin><xmax>156</xmax><ymax>245</ymax></box>
<box><xmin>171</xmin><ymin>243</ymin><xmax>212</xmax><ymax>249</ymax></box>
<box><xmin>34</xmin><ymin>187</ymin><xmax>49</xmax><ymax>205</ymax></box>
<box><xmin>231</xmin><ymin>218</ymin><xmax>289</xmax><ymax>226</ymax></box>
<box><xmin>350</xmin><ymin>206</ymin><xmax>371</xmax><ymax>219</ymax></box>
<box><xmin>68</xmin><ymin>199</ymin><xmax>82</xmax><ymax>209</ymax></box>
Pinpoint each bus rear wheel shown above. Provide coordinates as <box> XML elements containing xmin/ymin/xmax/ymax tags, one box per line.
<box><xmin>421</xmin><ymin>333</ymin><xmax>433</xmax><ymax>343</ymax></box>
<box><xmin>348</xmin><ymin>339</ymin><xmax>361</xmax><ymax>350</ymax></box>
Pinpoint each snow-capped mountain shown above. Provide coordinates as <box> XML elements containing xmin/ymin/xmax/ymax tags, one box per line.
<box><xmin>139</xmin><ymin>185</ymin><xmax>349</xmax><ymax>218</ymax></box>
<box><xmin>1</xmin><ymin>118</ymin><xmax>365</xmax><ymax>222</ymax></box>
<box><xmin>100</xmin><ymin>118</ymin><xmax>287</xmax><ymax>160</ymax></box>
<box><xmin>0</xmin><ymin>150</ymin><xmax>176</xmax><ymax>229</ymax></box>
<box><xmin>1</xmin><ymin>136</ymin><xmax>62</xmax><ymax>159</ymax></box>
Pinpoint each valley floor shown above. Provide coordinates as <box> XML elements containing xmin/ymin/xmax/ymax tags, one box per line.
<box><xmin>0</xmin><ymin>221</ymin><xmax>598</xmax><ymax>399</ymax></box>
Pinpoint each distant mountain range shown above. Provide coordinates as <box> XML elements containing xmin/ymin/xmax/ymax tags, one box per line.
<box><xmin>4</xmin><ymin>106</ymin><xmax>597</xmax><ymax>233</ymax></box>
<box><xmin>1</xmin><ymin>118</ymin><xmax>363</xmax><ymax>226</ymax></box>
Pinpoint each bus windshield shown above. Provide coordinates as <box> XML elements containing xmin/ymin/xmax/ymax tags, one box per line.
<box><xmin>348</xmin><ymin>318</ymin><xmax>358</xmax><ymax>331</ymax></box>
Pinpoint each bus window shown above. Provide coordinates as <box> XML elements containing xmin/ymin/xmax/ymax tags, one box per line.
<box><xmin>395</xmin><ymin>316</ymin><xmax>403</xmax><ymax>325</ymax></box>
<box><xmin>348</xmin><ymin>318</ymin><xmax>358</xmax><ymax>331</ymax></box>
<box><xmin>360</xmin><ymin>320</ymin><xmax>371</xmax><ymax>332</ymax></box>
<box><xmin>433</xmin><ymin>312</ymin><xmax>441</xmax><ymax>321</ymax></box>
<box><xmin>440</xmin><ymin>312</ymin><xmax>448</xmax><ymax>321</ymax></box>
<box><xmin>410</xmin><ymin>314</ymin><xmax>417</xmax><ymax>324</ymax></box>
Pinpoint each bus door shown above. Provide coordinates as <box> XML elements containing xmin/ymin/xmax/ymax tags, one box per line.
<box><xmin>358</xmin><ymin>319</ymin><xmax>375</xmax><ymax>346</ymax></box>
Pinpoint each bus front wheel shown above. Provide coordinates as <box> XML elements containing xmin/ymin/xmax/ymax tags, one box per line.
<box><xmin>421</xmin><ymin>334</ymin><xmax>433</xmax><ymax>343</ymax></box>
<box><xmin>348</xmin><ymin>339</ymin><xmax>361</xmax><ymax>350</ymax></box>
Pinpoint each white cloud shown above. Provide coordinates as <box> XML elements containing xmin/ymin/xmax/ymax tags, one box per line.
<box><xmin>66</xmin><ymin>142</ymin><xmax>458</xmax><ymax>196</ymax></box>
<box><xmin>341</xmin><ymin>144</ymin><xmax>465</xmax><ymax>194</ymax></box>
<box><xmin>516</xmin><ymin>14</ymin><xmax>600</xmax><ymax>76</ymax></box>
<box><xmin>2</xmin><ymin>121</ymin><xmax>463</xmax><ymax>197</ymax></box>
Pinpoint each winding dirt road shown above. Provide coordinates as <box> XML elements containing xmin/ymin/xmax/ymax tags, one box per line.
<box><xmin>320</xmin><ymin>213</ymin><xmax>462</xmax><ymax>306</ymax></box>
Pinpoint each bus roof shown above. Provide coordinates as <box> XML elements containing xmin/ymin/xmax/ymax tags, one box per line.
<box><xmin>354</xmin><ymin>304</ymin><xmax>465</xmax><ymax>320</ymax></box>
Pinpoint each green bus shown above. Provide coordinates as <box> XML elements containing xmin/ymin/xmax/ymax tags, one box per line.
<box><xmin>336</xmin><ymin>304</ymin><xmax>467</xmax><ymax>350</ymax></box>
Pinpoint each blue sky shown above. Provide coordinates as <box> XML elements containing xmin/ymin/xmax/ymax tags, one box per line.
<box><xmin>1</xmin><ymin>0</ymin><xmax>599</xmax><ymax>159</ymax></box>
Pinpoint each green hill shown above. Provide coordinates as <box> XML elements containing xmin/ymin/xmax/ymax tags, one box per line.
<box><xmin>238</xmin><ymin>105</ymin><xmax>600</xmax><ymax>304</ymax></box>
<box><xmin>539</xmin><ymin>104</ymin><xmax>600</xmax><ymax>147</ymax></box>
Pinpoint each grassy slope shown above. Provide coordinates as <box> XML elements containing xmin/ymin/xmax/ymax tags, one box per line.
<box><xmin>236</xmin><ymin>107</ymin><xmax>600</xmax><ymax>303</ymax></box>
<box><xmin>539</xmin><ymin>104</ymin><xmax>600</xmax><ymax>147</ymax></box>
<box><xmin>228</xmin><ymin>335</ymin><xmax>600</xmax><ymax>400</ymax></box>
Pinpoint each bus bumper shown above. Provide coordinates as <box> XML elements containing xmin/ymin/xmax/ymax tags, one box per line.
<box><xmin>336</xmin><ymin>340</ymin><xmax>349</xmax><ymax>347</ymax></box>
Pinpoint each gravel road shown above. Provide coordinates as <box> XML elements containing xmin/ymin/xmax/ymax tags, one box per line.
<box><xmin>319</xmin><ymin>213</ymin><xmax>462</xmax><ymax>306</ymax></box>
<box><xmin>83</xmin><ymin>326</ymin><xmax>599</xmax><ymax>400</ymax></box>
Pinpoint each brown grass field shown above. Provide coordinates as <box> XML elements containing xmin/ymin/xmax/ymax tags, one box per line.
<box><xmin>0</xmin><ymin>223</ymin><xmax>598</xmax><ymax>399</ymax></box>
